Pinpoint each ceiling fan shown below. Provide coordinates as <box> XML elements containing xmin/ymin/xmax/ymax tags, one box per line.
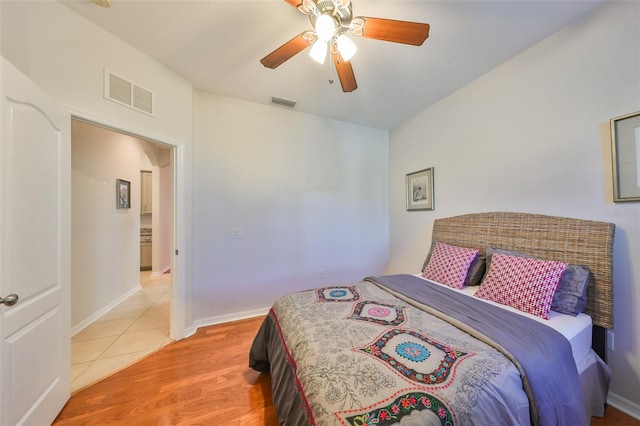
<box><xmin>260</xmin><ymin>0</ymin><xmax>430</xmax><ymax>93</ymax></box>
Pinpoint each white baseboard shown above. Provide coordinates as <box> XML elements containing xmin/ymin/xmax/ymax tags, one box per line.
<box><xmin>608</xmin><ymin>392</ymin><xmax>640</xmax><ymax>420</ymax></box>
<box><xmin>151</xmin><ymin>265</ymin><xmax>171</xmax><ymax>277</ymax></box>
<box><xmin>190</xmin><ymin>307</ymin><xmax>270</xmax><ymax>333</ymax></box>
<box><xmin>71</xmin><ymin>284</ymin><xmax>142</xmax><ymax>336</ymax></box>
<box><xmin>182</xmin><ymin>325</ymin><xmax>197</xmax><ymax>340</ymax></box>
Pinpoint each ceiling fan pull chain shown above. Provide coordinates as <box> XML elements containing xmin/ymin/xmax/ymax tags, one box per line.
<box><xmin>328</xmin><ymin>58</ymin><xmax>334</xmax><ymax>85</ymax></box>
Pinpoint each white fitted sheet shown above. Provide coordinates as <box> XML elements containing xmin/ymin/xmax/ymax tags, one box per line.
<box><xmin>414</xmin><ymin>275</ymin><xmax>593</xmax><ymax>364</ymax></box>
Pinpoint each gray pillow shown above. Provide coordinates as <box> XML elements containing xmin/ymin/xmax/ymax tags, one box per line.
<box><xmin>463</xmin><ymin>253</ymin><xmax>486</xmax><ymax>286</ymax></box>
<box><xmin>485</xmin><ymin>247</ymin><xmax>590</xmax><ymax>316</ymax></box>
<box><xmin>422</xmin><ymin>241</ymin><xmax>486</xmax><ymax>286</ymax></box>
<box><xmin>551</xmin><ymin>264</ymin><xmax>590</xmax><ymax>316</ymax></box>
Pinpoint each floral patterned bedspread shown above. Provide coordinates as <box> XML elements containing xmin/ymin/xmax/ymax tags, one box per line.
<box><xmin>266</xmin><ymin>279</ymin><xmax>535</xmax><ymax>426</ymax></box>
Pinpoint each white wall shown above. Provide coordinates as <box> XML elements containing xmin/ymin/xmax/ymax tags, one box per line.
<box><xmin>156</xmin><ymin>161</ymin><xmax>172</xmax><ymax>274</ymax></box>
<box><xmin>1</xmin><ymin>0</ymin><xmax>195</xmax><ymax>332</ymax></box>
<box><xmin>0</xmin><ymin>1</ymin><xmax>192</xmax><ymax>143</ymax></box>
<box><xmin>193</xmin><ymin>92</ymin><xmax>389</xmax><ymax>321</ymax></box>
<box><xmin>71</xmin><ymin>122</ymin><xmax>173</xmax><ymax>328</ymax></box>
<box><xmin>71</xmin><ymin>120</ymin><xmax>147</xmax><ymax>327</ymax></box>
<box><xmin>387</xmin><ymin>0</ymin><xmax>640</xmax><ymax>413</ymax></box>
<box><xmin>140</xmin><ymin>148</ymin><xmax>172</xmax><ymax>275</ymax></box>
<box><xmin>140</xmin><ymin>153</ymin><xmax>152</xmax><ymax>228</ymax></box>
<box><xmin>0</xmin><ymin>0</ymin><xmax>389</xmax><ymax>333</ymax></box>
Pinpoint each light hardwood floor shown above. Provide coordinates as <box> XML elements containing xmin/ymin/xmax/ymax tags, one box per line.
<box><xmin>55</xmin><ymin>316</ymin><xmax>276</xmax><ymax>425</ymax></box>
<box><xmin>55</xmin><ymin>316</ymin><xmax>639</xmax><ymax>425</ymax></box>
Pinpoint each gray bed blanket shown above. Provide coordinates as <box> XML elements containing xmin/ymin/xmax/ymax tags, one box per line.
<box><xmin>366</xmin><ymin>274</ymin><xmax>588</xmax><ymax>426</ymax></box>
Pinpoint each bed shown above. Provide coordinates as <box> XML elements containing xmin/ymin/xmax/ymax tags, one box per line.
<box><xmin>249</xmin><ymin>212</ymin><xmax>615</xmax><ymax>425</ymax></box>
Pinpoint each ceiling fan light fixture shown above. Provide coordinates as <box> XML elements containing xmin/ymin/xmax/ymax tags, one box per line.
<box><xmin>309</xmin><ymin>40</ymin><xmax>328</xmax><ymax>64</ymax></box>
<box><xmin>336</xmin><ymin>35</ymin><xmax>357</xmax><ymax>61</ymax></box>
<box><xmin>260</xmin><ymin>0</ymin><xmax>430</xmax><ymax>93</ymax></box>
<box><xmin>315</xmin><ymin>14</ymin><xmax>336</xmax><ymax>42</ymax></box>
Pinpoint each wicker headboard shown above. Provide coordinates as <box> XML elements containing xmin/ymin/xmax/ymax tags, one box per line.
<box><xmin>432</xmin><ymin>212</ymin><xmax>615</xmax><ymax>329</ymax></box>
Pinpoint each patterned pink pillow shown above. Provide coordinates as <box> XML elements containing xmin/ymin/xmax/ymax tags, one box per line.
<box><xmin>422</xmin><ymin>242</ymin><xmax>479</xmax><ymax>289</ymax></box>
<box><xmin>474</xmin><ymin>252</ymin><xmax>568</xmax><ymax>319</ymax></box>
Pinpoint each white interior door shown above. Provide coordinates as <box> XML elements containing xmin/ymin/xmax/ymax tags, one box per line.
<box><xmin>0</xmin><ymin>58</ymin><xmax>71</xmax><ymax>425</ymax></box>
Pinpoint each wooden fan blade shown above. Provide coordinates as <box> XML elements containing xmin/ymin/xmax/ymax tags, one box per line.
<box><xmin>284</xmin><ymin>0</ymin><xmax>302</xmax><ymax>8</ymax></box>
<box><xmin>360</xmin><ymin>17</ymin><xmax>430</xmax><ymax>46</ymax></box>
<box><xmin>332</xmin><ymin>52</ymin><xmax>357</xmax><ymax>93</ymax></box>
<box><xmin>260</xmin><ymin>32</ymin><xmax>312</xmax><ymax>69</ymax></box>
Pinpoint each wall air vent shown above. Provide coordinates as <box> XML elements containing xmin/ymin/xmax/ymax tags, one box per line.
<box><xmin>271</xmin><ymin>96</ymin><xmax>296</xmax><ymax>108</ymax></box>
<box><xmin>104</xmin><ymin>69</ymin><xmax>154</xmax><ymax>116</ymax></box>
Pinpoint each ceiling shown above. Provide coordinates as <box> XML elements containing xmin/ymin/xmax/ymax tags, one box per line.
<box><xmin>60</xmin><ymin>0</ymin><xmax>606</xmax><ymax>130</ymax></box>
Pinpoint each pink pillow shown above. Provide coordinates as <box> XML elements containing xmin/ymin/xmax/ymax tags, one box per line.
<box><xmin>475</xmin><ymin>252</ymin><xmax>568</xmax><ymax>319</ymax></box>
<box><xmin>422</xmin><ymin>242</ymin><xmax>479</xmax><ymax>289</ymax></box>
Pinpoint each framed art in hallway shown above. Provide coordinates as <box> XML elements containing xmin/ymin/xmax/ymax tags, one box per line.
<box><xmin>116</xmin><ymin>178</ymin><xmax>130</xmax><ymax>209</ymax></box>
<box><xmin>611</xmin><ymin>110</ymin><xmax>640</xmax><ymax>202</ymax></box>
<box><xmin>406</xmin><ymin>167</ymin><xmax>434</xmax><ymax>211</ymax></box>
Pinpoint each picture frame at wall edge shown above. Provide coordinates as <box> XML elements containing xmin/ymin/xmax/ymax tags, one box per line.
<box><xmin>611</xmin><ymin>110</ymin><xmax>640</xmax><ymax>202</ymax></box>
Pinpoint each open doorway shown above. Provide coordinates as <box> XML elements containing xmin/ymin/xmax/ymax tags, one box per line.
<box><xmin>69</xmin><ymin>118</ymin><xmax>176</xmax><ymax>391</ymax></box>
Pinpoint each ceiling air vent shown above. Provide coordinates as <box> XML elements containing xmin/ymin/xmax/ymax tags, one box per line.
<box><xmin>271</xmin><ymin>96</ymin><xmax>296</xmax><ymax>108</ymax></box>
<box><xmin>104</xmin><ymin>69</ymin><xmax>154</xmax><ymax>116</ymax></box>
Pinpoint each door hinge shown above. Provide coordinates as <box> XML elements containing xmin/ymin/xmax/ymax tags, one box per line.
<box><xmin>175</xmin><ymin>249</ymin><xmax>179</xmax><ymax>255</ymax></box>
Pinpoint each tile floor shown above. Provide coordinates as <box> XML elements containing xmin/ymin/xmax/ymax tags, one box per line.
<box><xmin>70</xmin><ymin>271</ymin><xmax>172</xmax><ymax>393</ymax></box>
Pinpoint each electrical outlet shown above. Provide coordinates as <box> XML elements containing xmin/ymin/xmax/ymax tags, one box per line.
<box><xmin>607</xmin><ymin>330</ymin><xmax>615</xmax><ymax>351</ymax></box>
<box><xmin>231</xmin><ymin>227</ymin><xmax>244</xmax><ymax>239</ymax></box>
<box><xmin>319</xmin><ymin>269</ymin><xmax>326</xmax><ymax>279</ymax></box>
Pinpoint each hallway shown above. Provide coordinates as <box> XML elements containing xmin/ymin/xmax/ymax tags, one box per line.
<box><xmin>70</xmin><ymin>271</ymin><xmax>172</xmax><ymax>393</ymax></box>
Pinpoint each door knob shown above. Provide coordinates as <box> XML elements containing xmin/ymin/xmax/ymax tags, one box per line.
<box><xmin>0</xmin><ymin>294</ymin><xmax>18</xmax><ymax>306</ymax></box>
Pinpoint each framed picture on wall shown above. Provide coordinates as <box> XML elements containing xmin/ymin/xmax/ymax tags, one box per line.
<box><xmin>611</xmin><ymin>110</ymin><xmax>640</xmax><ymax>202</ymax></box>
<box><xmin>406</xmin><ymin>167</ymin><xmax>434</xmax><ymax>211</ymax></box>
<box><xmin>116</xmin><ymin>179</ymin><xmax>131</xmax><ymax>209</ymax></box>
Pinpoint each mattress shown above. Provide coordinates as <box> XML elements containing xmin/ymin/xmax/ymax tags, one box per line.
<box><xmin>414</xmin><ymin>275</ymin><xmax>593</xmax><ymax>364</ymax></box>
